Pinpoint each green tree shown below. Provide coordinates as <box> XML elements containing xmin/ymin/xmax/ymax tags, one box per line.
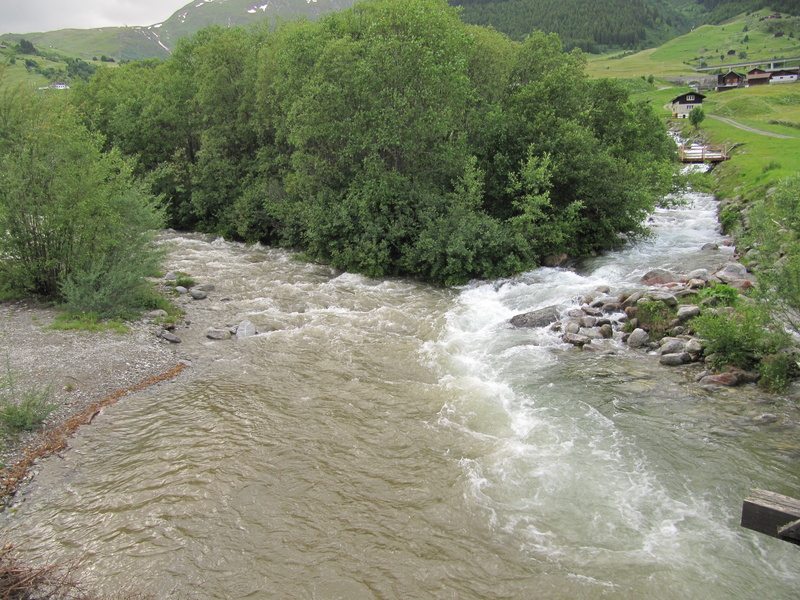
<box><xmin>689</xmin><ymin>106</ymin><xmax>705</xmax><ymax>129</ymax></box>
<box><xmin>0</xmin><ymin>88</ymin><xmax>163</xmax><ymax>315</ymax></box>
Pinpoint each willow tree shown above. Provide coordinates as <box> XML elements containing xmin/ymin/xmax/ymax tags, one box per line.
<box><xmin>0</xmin><ymin>88</ymin><xmax>162</xmax><ymax>315</ymax></box>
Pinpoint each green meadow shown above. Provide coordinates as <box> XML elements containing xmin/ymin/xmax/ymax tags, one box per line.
<box><xmin>586</xmin><ymin>9</ymin><xmax>800</xmax><ymax>79</ymax></box>
<box><xmin>694</xmin><ymin>85</ymin><xmax>800</xmax><ymax>199</ymax></box>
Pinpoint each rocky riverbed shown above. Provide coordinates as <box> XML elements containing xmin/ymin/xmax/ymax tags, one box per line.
<box><xmin>510</xmin><ymin>258</ymin><xmax>799</xmax><ymax>390</ymax></box>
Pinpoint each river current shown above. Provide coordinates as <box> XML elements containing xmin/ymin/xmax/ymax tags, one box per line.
<box><xmin>4</xmin><ymin>191</ymin><xmax>800</xmax><ymax>599</ymax></box>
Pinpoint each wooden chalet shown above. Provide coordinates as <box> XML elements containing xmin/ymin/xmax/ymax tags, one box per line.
<box><xmin>669</xmin><ymin>92</ymin><xmax>706</xmax><ymax>119</ymax></box>
<box><xmin>747</xmin><ymin>68</ymin><xmax>771</xmax><ymax>86</ymax></box>
<box><xmin>717</xmin><ymin>70</ymin><xmax>745</xmax><ymax>92</ymax></box>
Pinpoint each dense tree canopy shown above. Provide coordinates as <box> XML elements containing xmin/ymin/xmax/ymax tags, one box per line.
<box><xmin>0</xmin><ymin>87</ymin><xmax>163</xmax><ymax>314</ymax></box>
<box><xmin>72</xmin><ymin>0</ymin><xmax>677</xmax><ymax>285</ymax></box>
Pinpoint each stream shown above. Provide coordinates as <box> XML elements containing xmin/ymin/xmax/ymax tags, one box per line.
<box><xmin>3</xmin><ymin>190</ymin><xmax>800</xmax><ymax>599</ymax></box>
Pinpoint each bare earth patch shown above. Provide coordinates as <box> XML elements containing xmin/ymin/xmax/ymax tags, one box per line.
<box><xmin>0</xmin><ymin>301</ymin><xmax>188</xmax><ymax>503</ymax></box>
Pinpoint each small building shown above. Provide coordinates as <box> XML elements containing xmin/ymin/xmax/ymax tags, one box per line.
<box><xmin>747</xmin><ymin>68</ymin><xmax>771</xmax><ymax>86</ymax></box>
<box><xmin>717</xmin><ymin>70</ymin><xmax>745</xmax><ymax>92</ymax></box>
<box><xmin>770</xmin><ymin>68</ymin><xmax>799</xmax><ymax>84</ymax></box>
<box><xmin>669</xmin><ymin>92</ymin><xmax>706</xmax><ymax>118</ymax></box>
<box><xmin>37</xmin><ymin>82</ymin><xmax>70</xmax><ymax>91</ymax></box>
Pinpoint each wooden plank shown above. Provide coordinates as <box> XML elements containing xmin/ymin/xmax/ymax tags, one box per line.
<box><xmin>741</xmin><ymin>489</ymin><xmax>800</xmax><ymax>545</ymax></box>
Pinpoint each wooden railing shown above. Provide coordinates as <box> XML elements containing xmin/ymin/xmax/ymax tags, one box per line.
<box><xmin>678</xmin><ymin>144</ymin><xmax>730</xmax><ymax>163</ymax></box>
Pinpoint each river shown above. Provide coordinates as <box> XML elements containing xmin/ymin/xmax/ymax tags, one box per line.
<box><xmin>3</xmin><ymin>191</ymin><xmax>799</xmax><ymax>599</ymax></box>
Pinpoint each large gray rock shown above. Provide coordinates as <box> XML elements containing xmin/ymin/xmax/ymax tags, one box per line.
<box><xmin>660</xmin><ymin>352</ymin><xmax>691</xmax><ymax>366</ymax></box>
<box><xmin>621</xmin><ymin>291</ymin><xmax>645</xmax><ymax>309</ymax></box>
<box><xmin>687</xmin><ymin>268</ymin><xmax>710</xmax><ymax>281</ymax></box>
<box><xmin>563</xmin><ymin>332</ymin><xmax>592</xmax><ymax>346</ymax></box>
<box><xmin>189</xmin><ymin>289</ymin><xmax>207</xmax><ymax>300</ymax></box>
<box><xmin>236</xmin><ymin>320</ymin><xmax>257</xmax><ymax>338</ymax></box>
<box><xmin>510</xmin><ymin>306</ymin><xmax>561</xmax><ymax>328</ymax></box>
<box><xmin>194</xmin><ymin>283</ymin><xmax>216</xmax><ymax>292</ymax></box>
<box><xmin>644</xmin><ymin>291</ymin><xmax>678</xmax><ymax>307</ymax></box>
<box><xmin>715</xmin><ymin>262</ymin><xmax>750</xmax><ymax>283</ymax></box>
<box><xmin>658</xmin><ymin>338</ymin><xmax>686</xmax><ymax>355</ymax></box>
<box><xmin>160</xmin><ymin>331</ymin><xmax>182</xmax><ymax>343</ymax></box>
<box><xmin>627</xmin><ymin>328</ymin><xmax>650</xmax><ymax>349</ymax></box>
<box><xmin>640</xmin><ymin>268</ymin><xmax>676</xmax><ymax>286</ymax></box>
<box><xmin>685</xmin><ymin>339</ymin><xmax>705</xmax><ymax>355</ymax></box>
<box><xmin>676</xmin><ymin>304</ymin><xmax>701</xmax><ymax>321</ymax></box>
<box><xmin>206</xmin><ymin>328</ymin><xmax>232</xmax><ymax>340</ymax></box>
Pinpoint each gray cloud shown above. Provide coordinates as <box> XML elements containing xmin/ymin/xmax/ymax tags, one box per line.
<box><xmin>2</xmin><ymin>0</ymin><xmax>191</xmax><ymax>34</ymax></box>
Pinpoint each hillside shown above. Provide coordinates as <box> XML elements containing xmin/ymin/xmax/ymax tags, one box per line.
<box><xmin>1</xmin><ymin>0</ymin><xmax>356</xmax><ymax>62</ymax></box>
<box><xmin>586</xmin><ymin>8</ymin><xmax>800</xmax><ymax>78</ymax></box>
<box><xmin>448</xmin><ymin>0</ymin><xmax>800</xmax><ymax>51</ymax></box>
<box><xmin>448</xmin><ymin>0</ymin><xmax>691</xmax><ymax>51</ymax></box>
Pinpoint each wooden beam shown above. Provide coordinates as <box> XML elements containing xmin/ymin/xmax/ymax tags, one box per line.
<box><xmin>741</xmin><ymin>489</ymin><xmax>800</xmax><ymax>545</ymax></box>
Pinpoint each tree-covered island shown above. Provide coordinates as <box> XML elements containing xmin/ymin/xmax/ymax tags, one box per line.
<box><xmin>63</xmin><ymin>0</ymin><xmax>677</xmax><ymax>287</ymax></box>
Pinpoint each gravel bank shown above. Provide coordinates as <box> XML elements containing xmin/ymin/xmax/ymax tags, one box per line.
<box><xmin>0</xmin><ymin>301</ymin><xmax>187</xmax><ymax>502</ymax></box>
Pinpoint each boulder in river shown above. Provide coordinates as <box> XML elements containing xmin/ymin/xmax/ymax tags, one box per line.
<box><xmin>510</xmin><ymin>306</ymin><xmax>560</xmax><ymax>328</ymax></box>
<box><xmin>563</xmin><ymin>332</ymin><xmax>592</xmax><ymax>347</ymax></box>
<box><xmin>627</xmin><ymin>328</ymin><xmax>650</xmax><ymax>349</ymax></box>
<box><xmin>206</xmin><ymin>328</ymin><xmax>232</xmax><ymax>340</ymax></box>
<box><xmin>236</xmin><ymin>320</ymin><xmax>257</xmax><ymax>338</ymax></box>
<box><xmin>641</xmin><ymin>269</ymin><xmax>676</xmax><ymax>286</ymax></box>
<box><xmin>660</xmin><ymin>352</ymin><xmax>691</xmax><ymax>366</ymax></box>
<box><xmin>699</xmin><ymin>372</ymin><xmax>739</xmax><ymax>387</ymax></box>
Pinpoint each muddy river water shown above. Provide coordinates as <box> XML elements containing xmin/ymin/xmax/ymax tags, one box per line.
<box><xmin>4</xmin><ymin>191</ymin><xmax>799</xmax><ymax>599</ymax></box>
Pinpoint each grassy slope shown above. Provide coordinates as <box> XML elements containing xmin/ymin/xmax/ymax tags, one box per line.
<box><xmin>586</xmin><ymin>9</ymin><xmax>800</xmax><ymax>79</ymax></box>
<box><xmin>698</xmin><ymin>86</ymin><xmax>800</xmax><ymax>198</ymax></box>
<box><xmin>588</xmin><ymin>9</ymin><xmax>800</xmax><ymax>202</ymax></box>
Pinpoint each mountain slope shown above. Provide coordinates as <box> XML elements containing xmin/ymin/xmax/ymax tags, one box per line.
<box><xmin>448</xmin><ymin>0</ymin><xmax>692</xmax><ymax>51</ymax></box>
<box><xmin>2</xmin><ymin>0</ymin><xmax>356</xmax><ymax>61</ymax></box>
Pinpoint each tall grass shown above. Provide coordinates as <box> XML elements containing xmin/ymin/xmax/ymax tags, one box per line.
<box><xmin>0</xmin><ymin>360</ymin><xmax>56</xmax><ymax>432</ymax></box>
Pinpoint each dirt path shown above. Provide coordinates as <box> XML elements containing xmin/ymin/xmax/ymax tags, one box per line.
<box><xmin>708</xmin><ymin>114</ymin><xmax>797</xmax><ymax>139</ymax></box>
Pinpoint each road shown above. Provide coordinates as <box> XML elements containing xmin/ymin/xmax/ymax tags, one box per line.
<box><xmin>708</xmin><ymin>114</ymin><xmax>796</xmax><ymax>138</ymax></box>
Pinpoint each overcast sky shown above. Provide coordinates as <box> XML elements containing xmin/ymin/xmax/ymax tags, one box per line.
<box><xmin>2</xmin><ymin>0</ymin><xmax>194</xmax><ymax>34</ymax></box>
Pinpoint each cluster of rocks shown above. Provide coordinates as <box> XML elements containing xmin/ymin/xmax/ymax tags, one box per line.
<box><xmin>143</xmin><ymin>272</ymin><xmax>259</xmax><ymax>343</ymax></box>
<box><xmin>510</xmin><ymin>261</ymin><xmax>762</xmax><ymax>389</ymax></box>
<box><xmin>205</xmin><ymin>319</ymin><xmax>258</xmax><ymax>341</ymax></box>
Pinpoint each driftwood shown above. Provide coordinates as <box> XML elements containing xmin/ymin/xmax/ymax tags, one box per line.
<box><xmin>741</xmin><ymin>489</ymin><xmax>800</xmax><ymax>546</ymax></box>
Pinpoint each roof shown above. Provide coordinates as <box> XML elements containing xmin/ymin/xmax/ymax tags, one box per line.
<box><xmin>670</xmin><ymin>92</ymin><xmax>706</xmax><ymax>104</ymax></box>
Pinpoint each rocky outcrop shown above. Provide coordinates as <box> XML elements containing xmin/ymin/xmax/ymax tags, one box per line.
<box><xmin>507</xmin><ymin>259</ymin><xmax>764</xmax><ymax>390</ymax></box>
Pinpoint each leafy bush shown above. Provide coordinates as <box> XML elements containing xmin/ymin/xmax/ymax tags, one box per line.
<box><xmin>696</xmin><ymin>282</ymin><xmax>739</xmax><ymax>306</ymax></box>
<box><xmin>0</xmin><ymin>87</ymin><xmax>163</xmax><ymax>313</ymax></box>
<box><xmin>758</xmin><ymin>354</ymin><xmax>796</xmax><ymax>393</ymax></box>
<box><xmin>0</xmin><ymin>363</ymin><xmax>56</xmax><ymax>432</ymax></box>
<box><xmin>692</xmin><ymin>303</ymin><xmax>791</xmax><ymax>371</ymax></box>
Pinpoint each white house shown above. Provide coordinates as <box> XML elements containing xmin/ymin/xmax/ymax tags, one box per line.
<box><xmin>769</xmin><ymin>68</ymin><xmax>799</xmax><ymax>84</ymax></box>
<box><xmin>668</xmin><ymin>92</ymin><xmax>706</xmax><ymax>118</ymax></box>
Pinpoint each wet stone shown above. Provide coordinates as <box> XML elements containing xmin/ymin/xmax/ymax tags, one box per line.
<box><xmin>660</xmin><ymin>352</ymin><xmax>691</xmax><ymax>366</ymax></box>
<box><xmin>206</xmin><ymin>328</ymin><xmax>232</xmax><ymax>340</ymax></box>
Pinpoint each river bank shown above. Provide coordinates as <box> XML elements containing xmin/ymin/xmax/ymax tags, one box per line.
<box><xmin>0</xmin><ymin>301</ymin><xmax>191</xmax><ymax>503</ymax></box>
